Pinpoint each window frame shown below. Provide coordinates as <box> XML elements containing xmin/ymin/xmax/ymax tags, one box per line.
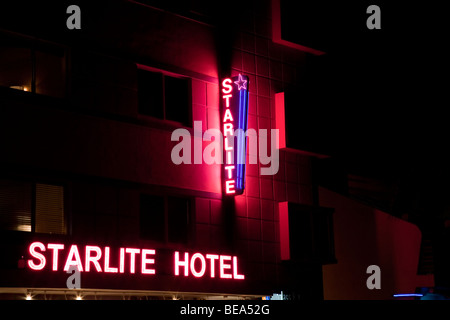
<box><xmin>136</xmin><ymin>64</ymin><xmax>193</xmax><ymax>128</ymax></box>
<box><xmin>0</xmin><ymin>177</ymin><xmax>68</xmax><ymax>235</ymax></box>
<box><xmin>271</xmin><ymin>0</ymin><xmax>325</xmax><ymax>56</ymax></box>
<box><xmin>0</xmin><ymin>31</ymin><xmax>69</xmax><ymax>98</ymax></box>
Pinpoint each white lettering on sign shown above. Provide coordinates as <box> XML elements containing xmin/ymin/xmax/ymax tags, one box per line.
<box><xmin>27</xmin><ymin>242</ymin><xmax>245</xmax><ymax>280</ymax></box>
<box><xmin>174</xmin><ymin>251</ymin><xmax>244</xmax><ymax>279</ymax></box>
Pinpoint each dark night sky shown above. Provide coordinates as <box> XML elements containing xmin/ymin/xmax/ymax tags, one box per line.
<box><xmin>281</xmin><ymin>1</ymin><xmax>447</xmax><ymax>180</ymax></box>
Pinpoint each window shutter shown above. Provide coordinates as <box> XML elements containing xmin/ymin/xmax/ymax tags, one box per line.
<box><xmin>0</xmin><ymin>179</ymin><xmax>32</xmax><ymax>232</ymax></box>
<box><xmin>35</xmin><ymin>183</ymin><xmax>66</xmax><ymax>234</ymax></box>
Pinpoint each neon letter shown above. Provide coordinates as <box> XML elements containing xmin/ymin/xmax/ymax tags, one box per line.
<box><xmin>223</xmin><ymin>94</ymin><xmax>232</xmax><ymax>108</ymax></box>
<box><xmin>119</xmin><ymin>248</ymin><xmax>125</xmax><ymax>273</ymax></box>
<box><xmin>206</xmin><ymin>254</ymin><xmax>219</xmax><ymax>278</ymax></box>
<box><xmin>141</xmin><ymin>249</ymin><xmax>156</xmax><ymax>275</ymax></box>
<box><xmin>64</xmin><ymin>245</ymin><xmax>83</xmax><ymax>272</ymax></box>
<box><xmin>224</xmin><ymin>165</ymin><xmax>235</xmax><ymax>179</ymax></box>
<box><xmin>85</xmin><ymin>246</ymin><xmax>102</xmax><ymax>272</ymax></box>
<box><xmin>222</xmin><ymin>78</ymin><xmax>232</xmax><ymax>94</ymax></box>
<box><xmin>174</xmin><ymin>251</ymin><xmax>189</xmax><ymax>276</ymax></box>
<box><xmin>223</xmin><ymin>109</ymin><xmax>233</xmax><ymax>122</ymax></box>
<box><xmin>225</xmin><ymin>180</ymin><xmax>236</xmax><ymax>194</ymax></box>
<box><xmin>190</xmin><ymin>253</ymin><xmax>206</xmax><ymax>278</ymax></box>
<box><xmin>220</xmin><ymin>255</ymin><xmax>232</xmax><ymax>279</ymax></box>
<box><xmin>47</xmin><ymin>243</ymin><xmax>64</xmax><ymax>271</ymax></box>
<box><xmin>224</xmin><ymin>123</ymin><xmax>234</xmax><ymax>136</ymax></box>
<box><xmin>227</xmin><ymin>150</ymin><xmax>233</xmax><ymax>164</ymax></box>
<box><xmin>125</xmin><ymin>248</ymin><xmax>140</xmax><ymax>274</ymax></box>
<box><xmin>224</xmin><ymin>137</ymin><xmax>233</xmax><ymax>151</ymax></box>
<box><xmin>233</xmin><ymin>256</ymin><xmax>245</xmax><ymax>280</ymax></box>
<box><xmin>28</xmin><ymin>242</ymin><xmax>46</xmax><ymax>270</ymax></box>
<box><xmin>104</xmin><ymin>247</ymin><xmax>118</xmax><ymax>273</ymax></box>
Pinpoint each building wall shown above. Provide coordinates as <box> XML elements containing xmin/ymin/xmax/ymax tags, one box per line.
<box><xmin>320</xmin><ymin>187</ymin><xmax>434</xmax><ymax>300</ymax></box>
<box><xmin>0</xmin><ymin>0</ymin><xmax>318</xmax><ymax>296</ymax></box>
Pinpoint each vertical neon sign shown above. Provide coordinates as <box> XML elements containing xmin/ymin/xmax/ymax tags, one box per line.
<box><xmin>221</xmin><ymin>74</ymin><xmax>249</xmax><ymax>195</ymax></box>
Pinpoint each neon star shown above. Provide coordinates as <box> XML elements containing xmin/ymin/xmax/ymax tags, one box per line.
<box><xmin>234</xmin><ymin>74</ymin><xmax>247</xmax><ymax>91</ymax></box>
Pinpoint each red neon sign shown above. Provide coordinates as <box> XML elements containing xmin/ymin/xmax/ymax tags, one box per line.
<box><xmin>174</xmin><ymin>251</ymin><xmax>244</xmax><ymax>279</ymax></box>
<box><xmin>221</xmin><ymin>74</ymin><xmax>249</xmax><ymax>195</ymax></box>
<box><xmin>27</xmin><ymin>242</ymin><xmax>244</xmax><ymax>280</ymax></box>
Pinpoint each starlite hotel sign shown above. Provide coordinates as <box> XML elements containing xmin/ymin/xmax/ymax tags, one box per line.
<box><xmin>221</xmin><ymin>74</ymin><xmax>249</xmax><ymax>195</ymax></box>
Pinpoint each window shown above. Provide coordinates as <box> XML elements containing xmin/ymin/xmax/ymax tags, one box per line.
<box><xmin>0</xmin><ymin>34</ymin><xmax>66</xmax><ymax>97</ymax></box>
<box><xmin>272</xmin><ymin>0</ymin><xmax>325</xmax><ymax>55</ymax></box>
<box><xmin>279</xmin><ymin>202</ymin><xmax>335</xmax><ymax>263</ymax></box>
<box><xmin>140</xmin><ymin>194</ymin><xmax>191</xmax><ymax>244</ymax></box>
<box><xmin>138</xmin><ymin>68</ymin><xmax>191</xmax><ymax>127</ymax></box>
<box><xmin>0</xmin><ymin>179</ymin><xmax>66</xmax><ymax>234</ymax></box>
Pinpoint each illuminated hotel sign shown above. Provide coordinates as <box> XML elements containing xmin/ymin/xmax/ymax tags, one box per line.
<box><xmin>221</xmin><ymin>74</ymin><xmax>249</xmax><ymax>195</ymax></box>
<box><xmin>27</xmin><ymin>242</ymin><xmax>245</xmax><ymax>280</ymax></box>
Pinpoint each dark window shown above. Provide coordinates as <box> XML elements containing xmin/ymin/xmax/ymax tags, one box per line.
<box><xmin>0</xmin><ymin>34</ymin><xmax>66</xmax><ymax>97</ymax></box>
<box><xmin>0</xmin><ymin>179</ymin><xmax>66</xmax><ymax>234</ymax></box>
<box><xmin>138</xmin><ymin>68</ymin><xmax>191</xmax><ymax>127</ymax></box>
<box><xmin>164</xmin><ymin>76</ymin><xmax>190</xmax><ymax>125</ymax></box>
<box><xmin>167</xmin><ymin>196</ymin><xmax>190</xmax><ymax>244</ymax></box>
<box><xmin>140</xmin><ymin>194</ymin><xmax>191</xmax><ymax>244</ymax></box>
<box><xmin>287</xmin><ymin>203</ymin><xmax>335</xmax><ymax>264</ymax></box>
<box><xmin>140</xmin><ymin>194</ymin><xmax>165</xmax><ymax>242</ymax></box>
<box><xmin>137</xmin><ymin>70</ymin><xmax>164</xmax><ymax>119</ymax></box>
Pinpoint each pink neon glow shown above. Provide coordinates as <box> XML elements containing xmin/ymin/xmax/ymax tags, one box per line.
<box><xmin>174</xmin><ymin>252</ymin><xmax>245</xmax><ymax>279</ymax></box>
<box><xmin>224</xmin><ymin>165</ymin><xmax>235</xmax><ymax>179</ymax></box>
<box><xmin>225</xmin><ymin>180</ymin><xmax>236</xmax><ymax>194</ymax></box>
<box><xmin>219</xmin><ymin>255</ymin><xmax>232</xmax><ymax>279</ymax></box>
<box><xmin>234</xmin><ymin>74</ymin><xmax>248</xmax><ymax>91</ymax></box>
<box><xmin>222</xmin><ymin>78</ymin><xmax>236</xmax><ymax>196</ymax></box>
<box><xmin>275</xmin><ymin>92</ymin><xmax>286</xmax><ymax>149</ymax></box>
<box><xmin>28</xmin><ymin>242</ymin><xmax>46</xmax><ymax>270</ymax></box>
<box><xmin>206</xmin><ymin>254</ymin><xmax>219</xmax><ymax>278</ymax></box>
<box><xmin>119</xmin><ymin>248</ymin><xmax>125</xmax><ymax>273</ymax></box>
<box><xmin>190</xmin><ymin>253</ymin><xmax>206</xmax><ymax>278</ymax></box>
<box><xmin>227</xmin><ymin>151</ymin><xmax>232</xmax><ymax>164</ymax></box>
<box><xmin>141</xmin><ymin>249</ymin><xmax>156</xmax><ymax>274</ymax></box>
<box><xmin>85</xmin><ymin>246</ymin><xmax>102</xmax><ymax>272</ymax></box>
<box><xmin>222</xmin><ymin>78</ymin><xmax>232</xmax><ymax>94</ymax></box>
<box><xmin>174</xmin><ymin>251</ymin><xmax>189</xmax><ymax>276</ymax></box>
<box><xmin>224</xmin><ymin>137</ymin><xmax>233</xmax><ymax>150</ymax></box>
<box><xmin>223</xmin><ymin>94</ymin><xmax>232</xmax><ymax>107</ymax></box>
<box><xmin>223</xmin><ymin>123</ymin><xmax>233</xmax><ymax>136</ymax></box>
<box><xmin>279</xmin><ymin>202</ymin><xmax>290</xmax><ymax>260</ymax></box>
<box><xmin>104</xmin><ymin>247</ymin><xmax>118</xmax><ymax>273</ymax></box>
<box><xmin>63</xmin><ymin>245</ymin><xmax>83</xmax><ymax>272</ymax></box>
<box><xmin>125</xmin><ymin>248</ymin><xmax>140</xmax><ymax>274</ymax></box>
<box><xmin>47</xmin><ymin>243</ymin><xmax>64</xmax><ymax>271</ymax></box>
<box><xmin>27</xmin><ymin>242</ymin><xmax>245</xmax><ymax>280</ymax></box>
<box><xmin>233</xmin><ymin>256</ymin><xmax>245</xmax><ymax>280</ymax></box>
<box><xmin>223</xmin><ymin>109</ymin><xmax>233</xmax><ymax>122</ymax></box>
